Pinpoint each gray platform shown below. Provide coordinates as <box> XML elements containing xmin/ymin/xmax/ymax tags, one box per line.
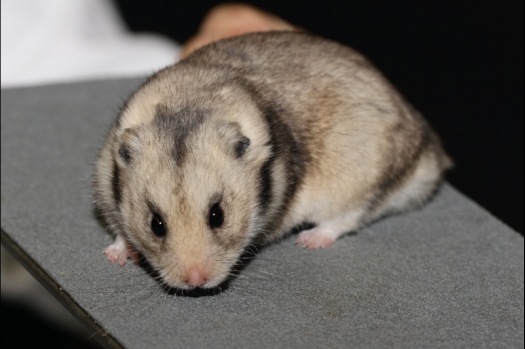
<box><xmin>2</xmin><ymin>78</ymin><xmax>523</xmax><ymax>349</ymax></box>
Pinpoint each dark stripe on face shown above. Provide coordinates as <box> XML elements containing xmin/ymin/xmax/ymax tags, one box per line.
<box><xmin>154</xmin><ymin>105</ymin><xmax>206</xmax><ymax>166</ymax></box>
<box><xmin>112</xmin><ymin>158</ymin><xmax>121</xmax><ymax>205</ymax></box>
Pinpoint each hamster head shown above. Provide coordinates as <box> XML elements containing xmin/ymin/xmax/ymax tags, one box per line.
<box><xmin>104</xmin><ymin>84</ymin><xmax>274</xmax><ymax>290</ymax></box>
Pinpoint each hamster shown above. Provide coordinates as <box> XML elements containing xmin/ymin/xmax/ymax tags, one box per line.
<box><xmin>94</xmin><ymin>31</ymin><xmax>452</xmax><ymax>290</ymax></box>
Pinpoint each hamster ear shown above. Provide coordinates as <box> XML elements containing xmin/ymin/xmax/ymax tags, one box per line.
<box><xmin>234</xmin><ymin>136</ymin><xmax>251</xmax><ymax>158</ymax></box>
<box><xmin>115</xmin><ymin>127</ymin><xmax>142</xmax><ymax>166</ymax></box>
<box><xmin>218</xmin><ymin>122</ymin><xmax>251</xmax><ymax>159</ymax></box>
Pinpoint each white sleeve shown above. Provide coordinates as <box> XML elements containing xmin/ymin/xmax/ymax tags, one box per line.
<box><xmin>1</xmin><ymin>0</ymin><xmax>181</xmax><ymax>88</ymax></box>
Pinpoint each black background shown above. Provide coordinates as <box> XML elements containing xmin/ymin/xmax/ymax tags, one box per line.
<box><xmin>2</xmin><ymin>1</ymin><xmax>523</xmax><ymax>348</ymax></box>
<box><xmin>115</xmin><ymin>0</ymin><xmax>524</xmax><ymax>234</ymax></box>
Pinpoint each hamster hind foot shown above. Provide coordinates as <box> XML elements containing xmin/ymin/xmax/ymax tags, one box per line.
<box><xmin>295</xmin><ymin>209</ymin><xmax>365</xmax><ymax>249</ymax></box>
<box><xmin>103</xmin><ymin>234</ymin><xmax>140</xmax><ymax>266</ymax></box>
<box><xmin>295</xmin><ymin>226</ymin><xmax>340</xmax><ymax>249</ymax></box>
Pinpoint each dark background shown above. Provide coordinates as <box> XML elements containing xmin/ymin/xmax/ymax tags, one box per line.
<box><xmin>2</xmin><ymin>1</ymin><xmax>523</xmax><ymax>348</ymax></box>
<box><xmin>115</xmin><ymin>0</ymin><xmax>524</xmax><ymax>234</ymax></box>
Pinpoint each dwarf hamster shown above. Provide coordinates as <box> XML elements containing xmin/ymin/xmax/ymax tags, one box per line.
<box><xmin>94</xmin><ymin>31</ymin><xmax>452</xmax><ymax>290</ymax></box>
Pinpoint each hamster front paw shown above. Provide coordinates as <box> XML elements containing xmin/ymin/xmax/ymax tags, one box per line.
<box><xmin>103</xmin><ymin>234</ymin><xmax>140</xmax><ymax>266</ymax></box>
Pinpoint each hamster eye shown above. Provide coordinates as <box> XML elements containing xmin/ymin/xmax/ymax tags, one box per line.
<box><xmin>208</xmin><ymin>203</ymin><xmax>224</xmax><ymax>229</ymax></box>
<box><xmin>151</xmin><ymin>213</ymin><xmax>166</xmax><ymax>237</ymax></box>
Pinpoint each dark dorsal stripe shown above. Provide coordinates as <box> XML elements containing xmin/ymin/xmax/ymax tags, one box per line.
<box><xmin>153</xmin><ymin>104</ymin><xmax>206</xmax><ymax>166</ymax></box>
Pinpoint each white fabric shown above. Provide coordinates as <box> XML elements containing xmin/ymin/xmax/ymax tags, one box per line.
<box><xmin>1</xmin><ymin>0</ymin><xmax>181</xmax><ymax>88</ymax></box>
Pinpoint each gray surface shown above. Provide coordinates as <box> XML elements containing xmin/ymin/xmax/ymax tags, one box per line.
<box><xmin>1</xmin><ymin>78</ymin><xmax>524</xmax><ymax>349</ymax></box>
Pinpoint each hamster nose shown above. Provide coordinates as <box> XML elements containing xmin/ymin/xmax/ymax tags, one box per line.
<box><xmin>186</xmin><ymin>268</ymin><xmax>207</xmax><ymax>288</ymax></box>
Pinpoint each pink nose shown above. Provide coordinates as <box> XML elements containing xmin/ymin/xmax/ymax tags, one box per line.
<box><xmin>186</xmin><ymin>268</ymin><xmax>207</xmax><ymax>288</ymax></box>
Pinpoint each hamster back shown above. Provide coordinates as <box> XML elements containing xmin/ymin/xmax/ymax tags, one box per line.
<box><xmin>95</xmin><ymin>31</ymin><xmax>451</xmax><ymax>289</ymax></box>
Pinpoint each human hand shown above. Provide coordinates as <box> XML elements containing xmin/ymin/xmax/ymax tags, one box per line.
<box><xmin>180</xmin><ymin>3</ymin><xmax>298</xmax><ymax>59</ymax></box>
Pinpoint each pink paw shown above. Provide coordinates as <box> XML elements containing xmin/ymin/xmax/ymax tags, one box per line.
<box><xmin>295</xmin><ymin>227</ymin><xmax>337</xmax><ymax>249</ymax></box>
<box><xmin>103</xmin><ymin>238</ymin><xmax>140</xmax><ymax>266</ymax></box>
